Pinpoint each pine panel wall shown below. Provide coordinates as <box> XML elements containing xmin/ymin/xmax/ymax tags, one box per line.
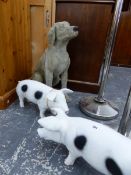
<box><xmin>0</xmin><ymin>0</ymin><xmax>55</xmax><ymax>109</ymax></box>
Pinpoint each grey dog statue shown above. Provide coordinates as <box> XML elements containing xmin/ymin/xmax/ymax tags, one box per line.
<box><xmin>32</xmin><ymin>21</ymin><xmax>78</xmax><ymax>88</ymax></box>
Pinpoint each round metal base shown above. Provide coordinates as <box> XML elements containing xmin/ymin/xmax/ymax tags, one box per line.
<box><xmin>79</xmin><ymin>96</ymin><xmax>119</xmax><ymax>120</ymax></box>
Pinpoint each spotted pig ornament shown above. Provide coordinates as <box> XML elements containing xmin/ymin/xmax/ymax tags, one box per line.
<box><xmin>16</xmin><ymin>80</ymin><xmax>73</xmax><ymax>117</ymax></box>
<box><xmin>37</xmin><ymin>108</ymin><xmax>131</xmax><ymax>175</ymax></box>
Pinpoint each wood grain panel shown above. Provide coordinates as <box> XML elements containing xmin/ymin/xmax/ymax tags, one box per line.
<box><xmin>0</xmin><ymin>0</ymin><xmax>31</xmax><ymax>108</ymax></box>
<box><xmin>0</xmin><ymin>0</ymin><xmax>55</xmax><ymax>109</ymax></box>
<box><xmin>0</xmin><ymin>0</ymin><xmax>15</xmax><ymax>95</ymax></box>
<box><xmin>29</xmin><ymin>0</ymin><xmax>45</xmax><ymax>5</ymax></box>
<box><xmin>56</xmin><ymin>0</ymin><xmax>115</xmax><ymax>3</ymax></box>
<box><xmin>112</xmin><ymin>10</ymin><xmax>131</xmax><ymax>67</ymax></box>
<box><xmin>29</xmin><ymin>0</ymin><xmax>54</xmax><ymax>71</ymax></box>
<box><xmin>56</xmin><ymin>1</ymin><xmax>114</xmax><ymax>92</ymax></box>
<box><xmin>51</xmin><ymin>0</ymin><xmax>56</xmax><ymax>25</ymax></box>
<box><xmin>122</xmin><ymin>0</ymin><xmax>131</xmax><ymax>11</ymax></box>
<box><xmin>30</xmin><ymin>5</ymin><xmax>47</xmax><ymax>71</ymax></box>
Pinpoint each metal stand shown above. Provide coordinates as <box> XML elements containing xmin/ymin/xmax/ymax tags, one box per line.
<box><xmin>118</xmin><ymin>87</ymin><xmax>131</xmax><ymax>137</ymax></box>
<box><xmin>79</xmin><ymin>0</ymin><xmax>124</xmax><ymax>120</ymax></box>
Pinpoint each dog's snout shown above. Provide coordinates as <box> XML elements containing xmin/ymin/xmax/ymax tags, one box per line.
<box><xmin>73</xmin><ymin>26</ymin><xmax>79</xmax><ymax>32</ymax></box>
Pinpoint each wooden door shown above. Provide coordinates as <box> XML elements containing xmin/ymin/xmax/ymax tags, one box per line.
<box><xmin>56</xmin><ymin>0</ymin><xmax>115</xmax><ymax>93</ymax></box>
<box><xmin>0</xmin><ymin>0</ymin><xmax>31</xmax><ymax>109</ymax></box>
<box><xmin>27</xmin><ymin>0</ymin><xmax>55</xmax><ymax>71</ymax></box>
<box><xmin>0</xmin><ymin>0</ymin><xmax>55</xmax><ymax>109</ymax></box>
<box><xmin>112</xmin><ymin>0</ymin><xmax>131</xmax><ymax>67</ymax></box>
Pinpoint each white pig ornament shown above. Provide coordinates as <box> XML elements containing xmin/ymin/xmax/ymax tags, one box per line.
<box><xmin>16</xmin><ymin>80</ymin><xmax>72</xmax><ymax>117</ymax></box>
<box><xmin>37</xmin><ymin>108</ymin><xmax>131</xmax><ymax>175</ymax></box>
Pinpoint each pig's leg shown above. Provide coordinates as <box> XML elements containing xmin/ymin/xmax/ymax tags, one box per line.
<box><xmin>38</xmin><ymin>102</ymin><xmax>46</xmax><ymax>118</ymax></box>
<box><xmin>37</xmin><ymin>128</ymin><xmax>61</xmax><ymax>143</ymax></box>
<box><xmin>39</xmin><ymin>108</ymin><xmax>46</xmax><ymax>118</ymax></box>
<box><xmin>18</xmin><ymin>96</ymin><xmax>24</xmax><ymax>108</ymax></box>
<box><xmin>64</xmin><ymin>152</ymin><xmax>77</xmax><ymax>166</ymax></box>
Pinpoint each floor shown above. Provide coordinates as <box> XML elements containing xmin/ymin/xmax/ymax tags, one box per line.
<box><xmin>0</xmin><ymin>66</ymin><xmax>131</xmax><ymax>175</ymax></box>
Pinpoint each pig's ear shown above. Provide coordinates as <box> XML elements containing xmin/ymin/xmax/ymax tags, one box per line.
<box><xmin>61</xmin><ymin>88</ymin><xmax>73</xmax><ymax>95</ymax></box>
<box><xmin>47</xmin><ymin>91</ymin><xmax>57</xmax><ymax>102</ymax></box>
<box><xmin>38</xmin><ymin>117</ymin><xmax>63</xmax><ymax>132</ymax></box>
<box><xmin>51</xmin><ymin>107</ymin><xmax>67</xmax><ymax>118</ymax></box>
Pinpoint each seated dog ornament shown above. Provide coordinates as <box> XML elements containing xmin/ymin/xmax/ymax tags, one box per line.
<box><xmin>32</xmin><ymin>21</ymin><xmax>78</xmax><ymax>89</ymax></box>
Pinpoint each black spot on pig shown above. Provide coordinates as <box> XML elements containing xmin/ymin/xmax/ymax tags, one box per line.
<box><xmin>34</xmin><ymin>91</ymin><xmax>43</xmax><ymax>99</ymax></box>
<box><xmin>21</xmin><ymin>85</ymin><xmax>28</xmax><ymax>92</ymax></box>
<box><xmin>105</xmin><ymin>158</ymin><xmax>123</xmax><ymax>175</ymax></box>
<box><xmin>74</xmin><ymin>135</ymin><xmax>87</xmax><ymax>150</ymax></box>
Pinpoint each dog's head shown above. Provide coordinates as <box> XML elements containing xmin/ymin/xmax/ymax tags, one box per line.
<box><xmin>48</xmin><ymin>21</ymin><xmax>79</xmax><ymax>47</ymax></box>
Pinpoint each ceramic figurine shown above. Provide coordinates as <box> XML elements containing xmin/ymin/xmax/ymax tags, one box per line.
<box><xmin>16</xmin><ymin>80</ymin><xmax>73</xmax><ymax>117</ymax></box>
<box><xmin>37</xmin><ymin>108</ymin><xmax>131</xmax><ymax>175</ymax></box>
<box><xmin>32</xmin><ymin>21</ymin><xmax>78</xmax><ymax>89</ymax></box>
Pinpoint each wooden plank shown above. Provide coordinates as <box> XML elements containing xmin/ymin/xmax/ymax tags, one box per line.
<box><xmin>51</xmin><ymin>0</ymin><xmax>56</xmax><ymax>25</ymax></box>
<box><xmin>112</xmin><ymin>10</ymin><xmax>131</xmax><ymax>67</ymax></box>
<box><xmin>30</xmin><ymin>5</ymin><xmax>46</xmax><ymax>71</ymax></box>
<box><xmin>44</xmin><ymin>0</ymin><xmax>55</xmax><ymax>40</ymax></box>
<box><xmin>122</xmin><ymin>0</ymin><xmax>131</xmax><ymax>11</ymax></box>
<box><xmin>28</xmin><ymin>0</ymin><xmax>54</xmax><ymax>71</ymax></box>
<box><xmin>68</xmin><ymin>81</ymin><xmax>99</xmax><ymax>93</ymax></box>
<box><xmin>29</xmin><ymin>0</ymin><xmax>45</xmax><ymax>6</ymax></box>
<box><xmin>56</xmin><ymin>0</ymin><xmax>115</xmax><ymax>4</ymax></box>
<box><xmin>0</xmin><ymin>0</ymin><xmax>16</xmax><ymax>95</ymax></box>
<box><xmin>24</xmin><ymin>0</ymin><xmax>32</xmax><ymax>77</ymax></box>
<box><xmin>0</xmin><ymin>0</ymin><xmax>55</xmax><ymax>109</ymax></box>
<box><xmin>0</xmin><ymin>0</ymin><xmax>32</xmax><ymax>109</ymax></box>
<box><xmin>0</xmin><ymin>89</ymin><xmax>16</xmax><ymax>110</ymax></box>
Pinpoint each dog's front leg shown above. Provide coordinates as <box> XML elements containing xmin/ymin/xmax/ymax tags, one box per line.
<box><xmin>61</xmin><ymin>70</ymin><xmax>71</xmax><ymax>101</ymax></box>
<box><xmin>61</xmin><ymin>70</ymin><xmax>68</xmax><ymax>88</ymax></box>
<box><xmin>45</xmin><ymin>69</ymin><xmax>53</xmax><ymax>87</ymax></box>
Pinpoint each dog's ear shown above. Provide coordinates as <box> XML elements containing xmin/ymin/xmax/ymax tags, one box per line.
<box><xmin>48</xmin><ymin>25</ymin><xmax>56</xmax><ymax>47</ymax></box>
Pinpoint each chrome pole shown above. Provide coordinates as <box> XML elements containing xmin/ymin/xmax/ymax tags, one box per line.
<box><xmin>79</xmin><ymin>0</ymin><xmax>124</xmax><ymax>120</ymax></box>
<box><xmin>96</xmin><ymin>0</ymin><xmax>124</xmax><ymax>102</ymax></box>
<box><xmin>118</xmin><ymin>86</ymin><xmax>131</xmax><ymax>137</ymax></box>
